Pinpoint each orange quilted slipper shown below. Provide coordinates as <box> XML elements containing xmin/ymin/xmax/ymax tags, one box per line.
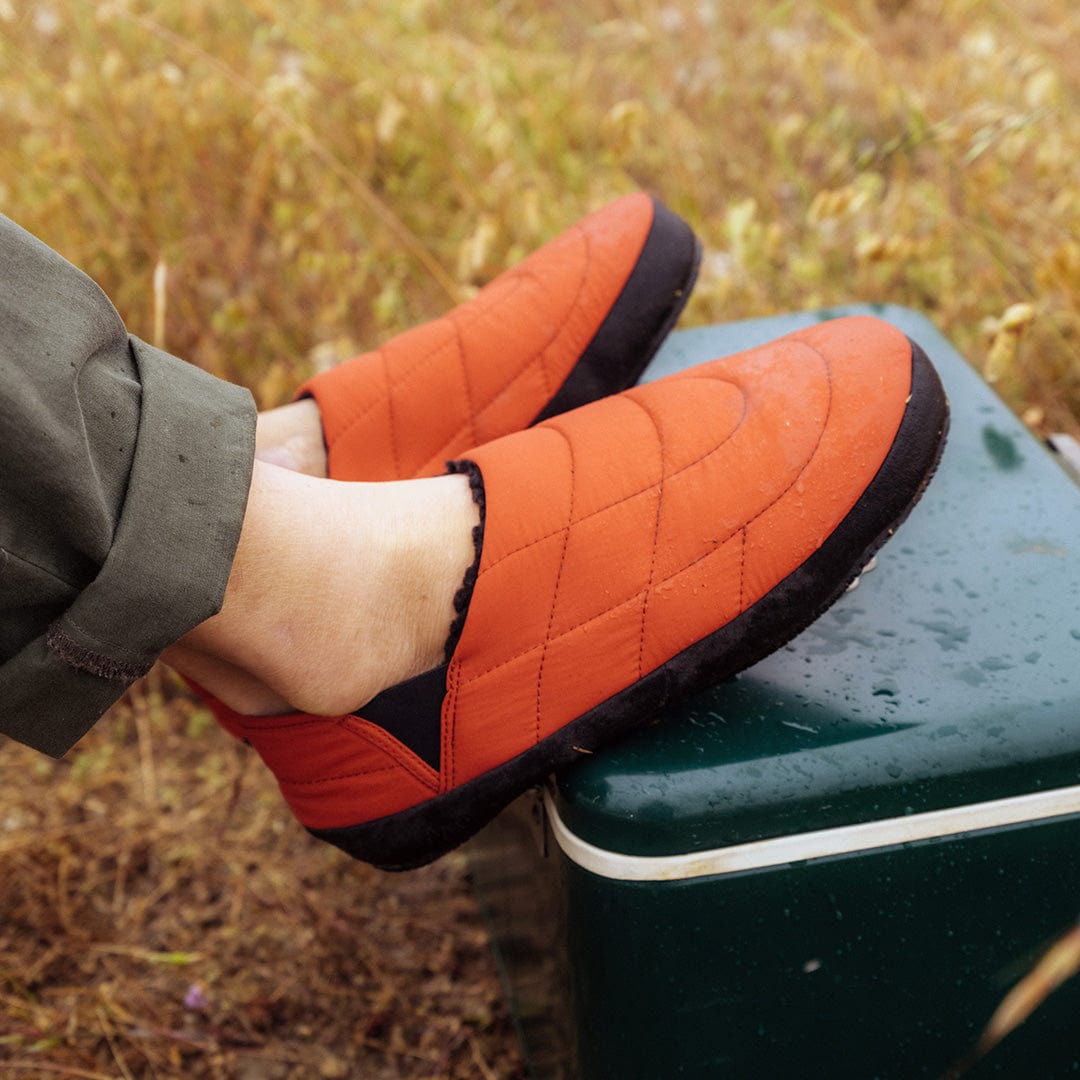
<box><xmin>298</xmin><ymin>192</ymin><xmax>700</xmax><ymax>481</ymax></box>
<box><xmin>209</xmin><ymin>316</ymin><xmax>948</xmax><ymax>870</ymax></box>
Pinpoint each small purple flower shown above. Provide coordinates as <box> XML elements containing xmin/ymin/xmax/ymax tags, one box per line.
<box><xmin>184</xmin><ymin>983</ymin><xmax>209</xmax><ymax>1010</ymax></box>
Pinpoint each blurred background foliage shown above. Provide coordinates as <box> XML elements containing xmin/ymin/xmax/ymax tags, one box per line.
<box><xmin>1</xmin><ymin>0</ymin><xmax>1078</xmax><ymax>425</ymax></box>
<box><xmin>2</xmin><ymin>1</ymin><xmax>1079</xmax><ymax>1077</ymax></box>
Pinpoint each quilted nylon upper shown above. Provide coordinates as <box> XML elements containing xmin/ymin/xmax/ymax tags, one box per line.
<box><xmin>300</xmin><ymin>192</ymin><xmax>656</xmax><ymax>482</ymax></box>
<box><xmin>442</xmin><ymin>316</ymin><xmax>912</xmax><ymax>789</ymax></box>
<box><xmin>206</xmin><ymin>316</ymin><xmax>913</xmax><ymax>830</ymax></box>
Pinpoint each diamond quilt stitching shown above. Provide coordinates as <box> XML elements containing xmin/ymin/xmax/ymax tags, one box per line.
<box><xmin>456</xmin><ymin>531</ymin><xmax>747</xmax><ymax>691</ymax></box>
<box><xmin>455</xmin><ymin>346</ymin><xmax>839</xmax><ymax>690</ymax></box>
<box><xmin>339</xmin><ymin>715</ymin><xmax>441</xmax><ymax>791</ymax></box>
<box><xmin>533</xmin><ymin>422</ymin><xmax>578</xmax><ymax>746</ymax></box>
<box><xmin>325</xmin><ymin>273</ymin><xmax>531</xmax><ymax>452</ymax></box>
<box><xmin>443</xmin><ymin>639</ymin><xmax>462</xmax><ymax>789</ymax></box>
<box><xmin>478</xmin><ymin>371</ymin><xmax>751</xmax><ymax>578</ymax></box>
<box><xmin>325</xmin><ymin>219</ymin><xmax>597</xmax><ymax>462</ymax></box>
<box><xmin>281</xmin><ymin>761</ymin><xmax>414</xmax><ymax>787</ymax></box>
<box><xmin>449</xmin><ymin>308</ymin><xmax>477</xmax><ymax>451</ymax></box>
<box><xmin>737</xmin><ymin>340</ymin><xmax>834</xmax><ymax>536</ymax></box>
<box><xmin>236</xmin><ymin>713</ymin><xmax>440</xmax><ymax>792</ymax></box>
<box><xmin>621</xmin><ymin>392</ymin><xmax>668</xmax><ymax>681</ymax></box>
<box><xmin>738</xmin><ymin>526</ymin><xmax>749</xmax><ymax>612</ymax></box>
<box><xmin>413</xmin><ymin>229</ymin><xmax>595</xmax><ymax>472</ymax></box>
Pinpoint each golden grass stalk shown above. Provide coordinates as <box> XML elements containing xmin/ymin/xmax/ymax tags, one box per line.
<box><xmin>944</xmin><ymin>919</ymin><xmax>1080</xmax><ymax>1078</ymax></box>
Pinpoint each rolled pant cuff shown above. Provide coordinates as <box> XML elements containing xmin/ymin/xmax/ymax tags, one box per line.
<box><xmin>1</xmin><ymin>339</ymin><xmax>255</xmax><ymax>756</ymax></box>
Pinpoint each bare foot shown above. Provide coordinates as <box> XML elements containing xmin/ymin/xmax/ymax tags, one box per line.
<box><xmin>163</xmin><ymin>460</ymin><xmax>479</xmax><ymax>716</ymax></box>
<box><xmin>254</xmin><ymin>398</ymin><xmax>328</xmax><ymax>478</ymax></box>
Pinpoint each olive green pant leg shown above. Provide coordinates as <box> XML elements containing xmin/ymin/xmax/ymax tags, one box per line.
<box><xmin>0</xmin><ymin>214</ymin><xmax>256</xmax><ymax>756</ymax></box>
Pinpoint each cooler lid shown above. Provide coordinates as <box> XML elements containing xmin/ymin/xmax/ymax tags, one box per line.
<box><xmin>553</xmin><ymin>305</ymin><xmax>1080</xmax><ymax>859</ymax></box>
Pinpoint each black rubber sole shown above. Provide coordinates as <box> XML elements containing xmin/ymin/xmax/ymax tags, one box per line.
<box><xmin>530</xmin><ymin>196</ymin><xmax>702</xmax><ymax>424</ymax></box>
<box><xmin>313</xmin><ymin>338</ymin><xmax>950</xmax><ymax>871</ymax></box>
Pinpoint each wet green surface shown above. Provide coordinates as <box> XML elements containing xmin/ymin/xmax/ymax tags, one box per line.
<box><xmin>556</xmin><ymin>305</ymin><xmax>1080</xmax><ymax>856</ymax></box>
<box><xmin>469</xmin><ymin>306</ymin><xmax>1080</xmax><ymax>1079</ymax></box>
<box><xmin>563</xmin><ymin>811</ymin><xmax>1080</xmax><ymax>1079</ymax></box>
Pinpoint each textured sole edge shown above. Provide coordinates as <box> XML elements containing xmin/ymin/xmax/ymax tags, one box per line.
<box><xmin>313</xmin><ymin>338</ymin><xmax>950</xmax><ymax>871</ymax></box>
<box><xmin>530</xmin><ymin>196</ymin><xmax>702</xmax><ymax>424</ymax></box>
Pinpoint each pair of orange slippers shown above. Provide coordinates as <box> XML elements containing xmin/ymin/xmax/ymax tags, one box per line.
<box><xmin>202</xmin><ymin>193</ymin><xmax>949</xmax><ymax>870</ymax></box>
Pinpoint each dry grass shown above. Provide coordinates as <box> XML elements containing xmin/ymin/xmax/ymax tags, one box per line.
<box><xmin>1</xmin><ymin>674</ymin><xmax>524</xmax><ymax>1079</ymax></box>
<box><xmin>2</xmin><ymin>0</ymin><xmax>1078</xmax><ymax>423</ymax></box>
<box><xmin>1</xmin><ymin>0</ymin><xmax>1079</xmax><ymax>1077</ymax></box>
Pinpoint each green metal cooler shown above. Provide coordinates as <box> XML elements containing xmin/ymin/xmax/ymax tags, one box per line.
<box><xmin>467</xmin><ymin>305</ymin><xmax>1080</xmax><ymax>1080</ymax></box>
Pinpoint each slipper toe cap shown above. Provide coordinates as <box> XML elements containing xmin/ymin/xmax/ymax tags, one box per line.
<box><xmin>301</xmin><ymin>192</ymin><xmax>699</xmax><ymax>481</ymax></box>
<box><xmin>443</xmin><ymin>315</ymin><xmax>939</xmax><ymax>786</ymax></box>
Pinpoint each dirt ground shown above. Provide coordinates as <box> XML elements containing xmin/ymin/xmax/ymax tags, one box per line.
<box><xmin>0</xmin><ymin>674</ymin><xmax>527</xmax><ymax>1079</ymax></box>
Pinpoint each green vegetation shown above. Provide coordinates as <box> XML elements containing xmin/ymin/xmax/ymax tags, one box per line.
<box><xmin>1</xmin><ymin>1</ymin><xmax>1078</xmax><ymax>1076</ymax></box>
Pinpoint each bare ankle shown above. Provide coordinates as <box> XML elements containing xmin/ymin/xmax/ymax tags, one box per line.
<box><xmin>163</xmin><ymin>643</ymin><xmax>294</xmax><ymax>716</ymax></box>
<box><xmin>255</xmin><ymin>399</ymin><xmax>328</xmax><ymax>478</ymax></box>
<box><xmin>171</xmin><ymin>463</ymin><xmax>479</xmax><ymax>716</ymax></box>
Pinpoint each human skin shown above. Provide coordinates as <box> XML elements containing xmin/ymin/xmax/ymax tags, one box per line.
<box><xmin>163</xmin><ymin>402</ymin><xmax>478</xmax><ymax>717</ymax></box>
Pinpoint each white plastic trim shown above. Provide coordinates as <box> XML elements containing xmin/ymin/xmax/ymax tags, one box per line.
<box><xmin>1048</xmin><ymin>432</ymin><xmax>1080</xmax><ymax>485</ymax></box>
<box><xmin>544</xmin><ymin>783</ymin><xmax>1080</xmax><ymax>882</ymax></box>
